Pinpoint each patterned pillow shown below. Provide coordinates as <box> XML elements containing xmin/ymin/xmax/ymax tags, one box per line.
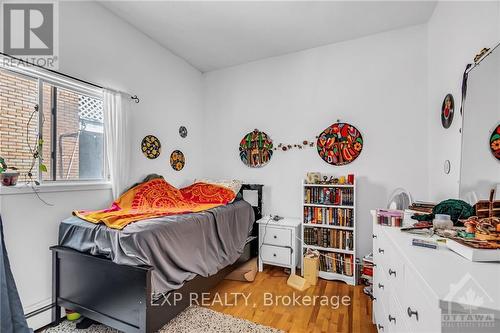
<box><xmin>181</xmin><ymin>182</ymin><xmax>236</xmax><ymax>204</ymax></box>
<box><xmin>194</xmin><ymin>178</ymin><xmax>243</xmax><ymax>195</ymax></box>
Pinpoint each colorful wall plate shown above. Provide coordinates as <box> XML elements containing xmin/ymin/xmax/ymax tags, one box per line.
<box><xmin>316</xmin><ymin>122</ymin><xmax>363</xmax><ymax>166</ymax></box>
<box><xmin>141</xmin><ymin>135</ymin><xmax>161</xmax><ymax>159</ymax></box>
<box><xmin>170</xmin><ymin>150</ymin><xmax>185</xmax><ymax>171</ymax></box>
<box><xmin>490</xmin><ymin>124</ymin><xmax>500</xmax><ymax>161</ymax></box>
<box><xmin>179</xmin><ymin>126</ymin><xmax>188</xmax><ymax>138</ymax></box>
<box><xmin>441</xmin><ymin>94</ymin><xmax>455</xmax><ymax>129</ymax></box>
<box><xmin>239</xmin><ymin>129</ymin><xmax>273</xmax><ymax>168</ymax></box>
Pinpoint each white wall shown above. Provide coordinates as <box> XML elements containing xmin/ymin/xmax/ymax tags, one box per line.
<box><xmin>0</xmin><ymin>188</ymin><xmax>113</xmax><ymax>329</ymax></box>
<box><xmin>202</xmin><ymin>25</ymin><xmax>429</xmax><ymax>260</ymax></box>
<box><xmin>59</xmin><ymin>1</ymin><xmax>204</xmax><ymax>187</ymax></box>
<box><xmin>1</xmin><ymin>1</ymin><xmax>203</xmax><ymax>329</ymax></box>
<box><xmin>427</xmin><ymin>1</ymin><xmax>500</xmax><ymax>201</ymax></box>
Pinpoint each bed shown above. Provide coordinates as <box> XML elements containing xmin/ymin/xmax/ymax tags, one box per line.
<box><xmin>50</xmin><ymin>184</ymin><xmax>262</xmax><ymax>333</ymax></box>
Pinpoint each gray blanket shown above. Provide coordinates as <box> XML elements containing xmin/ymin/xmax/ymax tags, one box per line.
<box><xmin>59</xmin><ymin>200</ymin><xmax>254</xmax><ymax>295</ymax></box>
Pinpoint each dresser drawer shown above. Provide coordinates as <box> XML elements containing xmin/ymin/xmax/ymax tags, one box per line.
<box><xmin>387</xmin><ymin>295</ymin><xmax>411</xmax><ymax>333</ymax></box>
<box><xmin>261</xmin><ymin>226</ymin><xmax>292</xmax><ymax>247</ymax></box>
<box><xmin>374</xmin><ymin>296</ymin><xmax>389</xmax><ymax>333</ymax></box>
<box><xmin>401</xmin><ymin>266</ymin><xmax>441</xmax><ymax>333</ymax></box>
<box><xmin>373</xmin><ymin>262</ymin><xmax>390</xmax><ymax>315</ymax></box>
<box><xmin>260</xmin><ymin>244</ymin><xmax>291</xmax><ymax>266</ymax></box>
<box><xmin>374</xmin><ymin>230</ymin><xmax>391</xmax><ymax>271</ymax></box>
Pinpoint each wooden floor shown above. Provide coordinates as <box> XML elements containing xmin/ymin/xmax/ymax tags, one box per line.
<box><xmin>208</xmin><ymin>266</ymin><xmax>376</xmax><ymax>333</ymax></box>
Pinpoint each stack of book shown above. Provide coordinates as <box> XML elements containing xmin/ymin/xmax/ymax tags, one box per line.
<box><xmin>376</xmin><ymin>209</ymin><xmax>404</xmax><ymax>227</ymax></box>
<box><xmin>408</xmin><ymin>201</ymin><xmax>435</xmax><ymax>214</ymax></box>
<box><xmin>304</xmin><ymin>187</ymin><xmax>354</xmax><ymax>206</ymax></box>
<box><xmin>360</xmin><ymin>253</ymin><xmax>374</xmax><ymax>297</ymax></box>
<box><xmin>303</xmin><ymin>207</ymin><xmax>354</xmax><ymax>226</ymax></box>
<box><xmin>303</xmin><ymin>227</ymin><xmax>354</xmax><ymax>250</ymax></box>
<box><xmin>318</xmin><ymin>252</ymin><xmax>354</xmax><ymax>276</ymax></box>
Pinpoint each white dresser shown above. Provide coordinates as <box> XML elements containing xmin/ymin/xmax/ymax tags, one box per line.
<box><xmin>257</xmin><ymin>216</ymin><xmax>301</xmax><ymax>275</ymax></box>
<box><xmin>372</xmin><ymin>215</ymin><xmax>500</xmax><ymax>333</ymax></box>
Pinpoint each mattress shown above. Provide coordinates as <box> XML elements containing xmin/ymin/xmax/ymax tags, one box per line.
<box><xmin>58</xmin><ymin>199</ymin><xmax>255</xmax><ymax>295</ymax></box>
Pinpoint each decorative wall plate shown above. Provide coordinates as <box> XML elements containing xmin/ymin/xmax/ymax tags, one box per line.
<box><xmin>141</xmin><ymin>135</ymin><xmax>161</xmax><ymax>159</ymax></box>
<box><xmin>170</xmin><ymin>150</ymin><xmax>185</xmax><ymax>171</ymax></box>
<box><xmin>441</xmin><ymin>94</ymin><xmax>455</xmax><ymax>129</ymax></box>
<box><xmin>179</xmin><ymin>126</ymin><xmax>188</xmax><ymax>138</ymax></box>
<box><xmin>316</xmin><ymin>122</ymin><xmax>363</xmax><ymax>166</ymax></box>
<box><xmin>490</xmin><ymin>124</ymin><xmax>500</xmax><ymax>160</ymax></box>
<box><xmin>239</xmin><ymin>129</ymin><xmax>273</xmax><ymax>168</ymax></box>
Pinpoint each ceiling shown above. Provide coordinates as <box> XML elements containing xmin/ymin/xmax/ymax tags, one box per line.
<box><xmin>100</xmin><ymin>1</ymin><xmax>437</xmax><ymax>72</ymax></box>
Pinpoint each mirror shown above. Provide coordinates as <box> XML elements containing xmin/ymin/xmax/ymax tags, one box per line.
<box><xmin>459</xmin><ymin>44</ymin><xmax>500</xmax><ymax>202</ymax></box>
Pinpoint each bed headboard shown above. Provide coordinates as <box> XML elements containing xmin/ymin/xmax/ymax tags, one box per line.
<box><xmin>239</xmin><ymin>184</ymin><xmax>263</xmax><ymax>235</ymax></box>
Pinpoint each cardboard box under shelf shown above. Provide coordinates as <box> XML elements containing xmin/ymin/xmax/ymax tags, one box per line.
<box><xmin>303</xmin><ymin>256</ymin><xmax>319</xmax><ymax>286</ymax></box>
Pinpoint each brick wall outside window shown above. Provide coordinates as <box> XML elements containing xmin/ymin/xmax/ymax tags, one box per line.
<box><xmin>0</xmin><ymin>69</ymin><xmax>39</xmax><ymax>180</ymax></box>
<box><xmin>0</xmin><ymin>69</ymin><xmax>102</xmax><ymax>182</ymax></box>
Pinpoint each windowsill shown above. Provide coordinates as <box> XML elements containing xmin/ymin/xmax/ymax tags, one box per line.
<box><xmin>0</xmin><ymin>181</ymin><xmax>112</xmax><ymax>195</ymax></box>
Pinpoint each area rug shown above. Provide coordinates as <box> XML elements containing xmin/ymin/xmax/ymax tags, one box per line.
<box><xmin>42</xmin><ymin>306</ymin><xmax>283</xmax><ymax>333</ymax></box>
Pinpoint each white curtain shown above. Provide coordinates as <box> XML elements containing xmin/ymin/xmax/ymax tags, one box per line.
<box><xmin>103</xmin><ymin>90</ymin><xmax>130</xmax><ymax>199</ymax></box>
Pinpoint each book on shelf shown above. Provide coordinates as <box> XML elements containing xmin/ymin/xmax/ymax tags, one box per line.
<box><xmin>318</xmin><ymin>251</ymin><xmax>354</xmax><ymax>276</ymax></box>
<box><xmin>303</xmin><ymin>206</ymin><xmax>353</xmax><ymax>227</ymax></box>
<box><xmin>302</xmin><ymin>175</ymin><xmax>356</xmax><ymax>284</ymax></box>
<box><xmin>303</xmin><ymin>227</ymin><xmax>354</xmax><ymax>250</ymax></box>
<box><xmin>304</xmin><ymin>187</ymin><xmax>354</xmax><ymax>206</ymax></box>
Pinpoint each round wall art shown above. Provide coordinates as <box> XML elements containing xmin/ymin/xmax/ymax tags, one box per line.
<box><xmin>490</xmin><ymin>124</ymin><xmax>500</xmax><ymax>160</ymax></box>
<box><xmin>316</xmin><ymin>122</ymin><xmax>363</xmax><ymax>166</ymax></box>
<box><xmin>170</xmin><ymin>150</ymin><xmax>185</xmax><ymax>171</ymax></box>
<box><xmin>441</xmin><ymin>94</ymin><xmax>455</xmax><ymax>129</ymax></box>
<box><xmin>179</xmin><ymin>126</ymin><xmax>188</xmax><ymax>138</ymax></box>
<box><xmin>239</xmin><ymin>129</ymin><xmax>273</xmax><ymax>168</ymax></box>
<box><xmin>141</xmin><ymin>135</ymin><xmax>161</xmax><ymax>159</ymax></box>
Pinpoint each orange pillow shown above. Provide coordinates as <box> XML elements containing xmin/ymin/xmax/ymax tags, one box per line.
<box><xmin>181</xmin><ymin>182</ymin><xmax>236</xmax><ymax>204</ymax></box>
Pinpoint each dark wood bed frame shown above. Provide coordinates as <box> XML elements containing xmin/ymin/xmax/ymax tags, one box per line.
<box><xmin>50</xmin><ymin>184</ymin><xmax>263</xmax><ymax>333</ymax></box>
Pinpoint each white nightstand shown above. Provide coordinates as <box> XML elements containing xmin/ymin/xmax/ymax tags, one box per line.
<box><xmin>257</xmin><ymin>216</ymin><xmax>301</xmax><ymax>275</ymax></box>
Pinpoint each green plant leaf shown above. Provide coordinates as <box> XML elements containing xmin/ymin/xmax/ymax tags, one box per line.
<box><xmin>39</xmin><ymin>164</ymin><xmax>48</xmax><ymax>172</ymax></box>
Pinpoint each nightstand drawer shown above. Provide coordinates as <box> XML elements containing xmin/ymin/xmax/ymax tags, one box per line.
<box><xmin>260</xmin><ymin>244</ymin><xmax>291</xmax><ymax>265</ymax></box>
<box><xmin>261</xmin><ymin>226</ymin><xmax>292</xmax><ymax>247</ymax></box>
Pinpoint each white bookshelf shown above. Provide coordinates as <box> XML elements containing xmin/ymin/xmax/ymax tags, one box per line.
<box><xmin>301</xmin><ymin>179</ymin><xmax>357</xmax><ymax>286</ymax></box>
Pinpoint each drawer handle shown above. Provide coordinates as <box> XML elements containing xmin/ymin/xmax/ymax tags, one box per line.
<box><xmin>388</xmin><ymin>268</ymin><xmax>396</xmax><ymax>277</ymax></box>
<box><xmin>407</xmin><ymin>307</ymin><xmax>419</xmax><ymax>321</ymax></box>
<box><xmin>372</xmin><ymin>234</ymin><xmax>377</xmax><ymax>239</ymax></box>
<box><xmin>273</xmin><ymin>253</ymin><xmax>277</xmax><ymax>257</ymax></box>
<box><xmin>378</xmin><ymin>248</ymin><xmax>384</xmax><ymax>254</ymax></box>
<box><xmin>378</xmin><ymin>283</ymin><xmax>384</xmax><ymax>289</ymax></box>
<box><xmin>377</xmin><ymin>324</ymin><xmax>384</xmax><ymax>331</ymax></box>
<box><xmin>273</xmin><ymin>235</ymin><xmax>277</xmax><ymax>239</ymax></box>
<box><xmin>388</xmin><ymin>315</ymin><xmax>396</xmax><ymax>324</ymax></box>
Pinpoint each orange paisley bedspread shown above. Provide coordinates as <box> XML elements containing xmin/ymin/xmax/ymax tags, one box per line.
<box><xmin>73</xmin><ymin>178</ymin><xmax>236</xmax><ymax>230</ymax></box>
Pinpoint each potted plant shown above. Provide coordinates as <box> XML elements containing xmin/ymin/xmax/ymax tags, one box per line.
<box><xmin>0</xmin><ymin>156</ymin><xmax>20</xmax><ymax>186</ymax></box>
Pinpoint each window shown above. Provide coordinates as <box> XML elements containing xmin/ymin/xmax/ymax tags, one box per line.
<box><xmin>0</xmin><ymin>67</ymin><xmax>106</xmax><ymax>184</ymax></box>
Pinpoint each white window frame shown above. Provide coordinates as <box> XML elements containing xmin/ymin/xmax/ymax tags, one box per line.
<box><xmin>0</xmin><ymin>61</ymin><xmax>109</xmax><ymax>189</ymax></box>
